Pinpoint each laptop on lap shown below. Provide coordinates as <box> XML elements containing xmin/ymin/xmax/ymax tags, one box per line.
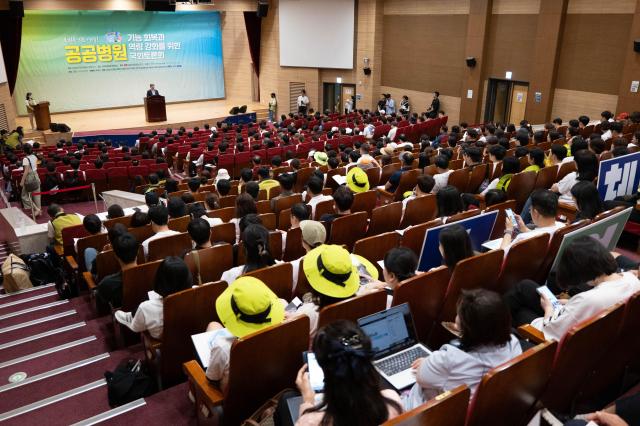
<box><xmin>358</xmin><ymin>303</ymin><xmax>431</xmax><ymax>390</ymax></box>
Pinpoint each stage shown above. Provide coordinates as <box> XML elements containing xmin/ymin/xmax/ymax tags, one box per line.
<box><xmin>16</xmin><ymin>99</ymin><xmax>268</xmax><ymax>145</ymax></box>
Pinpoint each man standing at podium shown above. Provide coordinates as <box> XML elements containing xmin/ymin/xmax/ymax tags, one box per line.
<box><xmin>146</xmin><ymin>84</ymin><xmax>160</xmax><ymax>97</ymax></box>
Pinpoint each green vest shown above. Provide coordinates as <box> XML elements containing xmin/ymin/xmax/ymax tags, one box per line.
<box><xmin>51</xmin><ymin>213</ymin><xmax>82</xmax><ymax>246</ymax></box>
<box><xmin>496</xmin><ymin>174</ymin><xmax>513</xmax><ymax>192</ymax></box>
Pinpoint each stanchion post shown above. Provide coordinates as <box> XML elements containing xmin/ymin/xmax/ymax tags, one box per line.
<box><xmin>91</xmin><ymin>183</ymin><xmax>98</xmax><ymax>213</ymax></box>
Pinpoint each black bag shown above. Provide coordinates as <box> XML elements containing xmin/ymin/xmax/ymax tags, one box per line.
<box><xmin>20</xmin><ymin>252</ymin><xmax>64</xmax><ymax>287</ymax></box>
<box><xmin>63</xmin><ymin>170</ymin><xmax>80</xmax><ymax>188</ymax></box>
<box><xmin>105</xmin><ymin>359</ymin><xmax>157</xmax><ymax>407</ymax></box>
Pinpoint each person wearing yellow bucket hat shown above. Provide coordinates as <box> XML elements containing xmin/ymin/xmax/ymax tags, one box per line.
<box><xmin>346</xmin><ymin>167</ymin><xmax>370</xmax><ymax>193</ymax></box>
<box><xmin>313</xmin><ymin>151</ymin><xmax>328</xmax><ymax>166</ymax></box>
<box><xmin>204</xmin><ymin>276</ymin><xmax>285</xmax><ymax>388</ymax></box>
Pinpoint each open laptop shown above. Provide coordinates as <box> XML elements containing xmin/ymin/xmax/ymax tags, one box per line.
<box><xmin>357</xmin><ymin>303</ymin><xmax>431</xmax><ymax>390</ymax></box>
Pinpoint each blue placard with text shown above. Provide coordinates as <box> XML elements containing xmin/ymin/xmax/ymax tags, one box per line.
<box><xmin>597</xmin><ymin>152</ymin><xmax>640</xmax><ymax>201</ymax></box>
<box><xmin>417</xmin><ymin>211</ymin><xmax>498</xmax><ymax>272</ymax></box>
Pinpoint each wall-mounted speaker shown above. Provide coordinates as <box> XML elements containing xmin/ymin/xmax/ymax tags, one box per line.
<box><xmin>363</xmin><ymin>67</ymin><xmax>371</xmax><ymax>76</ymax></box>
<box><xmin>144</xmin><ymin>0</ymin><xmax>176</xmax><ymax>12</ymax></box>
<box><xmin>465</xmin><ymin>57</ymin><xmax>476</xmax><ymax>68</ymax></box>
<box><xmin>634</xmin><ymin>39</ymin><xmax>640</xmax><ymax>53</ymax></box>
<box><xmin>257</xmin><ymin>0</ymin><xmax>269</xmax><ymax>17</ymax></box>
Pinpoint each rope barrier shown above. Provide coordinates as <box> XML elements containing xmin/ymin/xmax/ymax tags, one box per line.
<box><xmin>31</xmin><ymin>184</ymin><xmax>92</xmax><ymax>196</ymax></box>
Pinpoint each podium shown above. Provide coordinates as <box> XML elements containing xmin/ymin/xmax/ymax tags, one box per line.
<box><xmin>144</xmin><ymin>95</ymin><xmax>167</xmax><ymax>122</ymax></box>
<box><xmin>33</xmin><ymin>102</ymin><xmax>51</xmax><ymax>131</ymax></box>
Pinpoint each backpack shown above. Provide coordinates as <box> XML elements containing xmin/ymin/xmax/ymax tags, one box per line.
<box><xmin>21</xmin><ymin>252</ymin><xmax>70</xmax><ymax>297</ymax></box>
<box><xmin>63</xmin><ymin>170</ymin><xmax>81</xmax><ymax>188</ymax></box>
<box><xmin>105</xmin><ymin>359</ymin><xmax>157</xmax><ymax>407</ymax></box>
<box><xmin>1</xmin><ymin>254</ymin><xmax>33</xmax><ymax>293</ymax></box>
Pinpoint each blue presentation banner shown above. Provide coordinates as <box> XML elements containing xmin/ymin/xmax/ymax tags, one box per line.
<box><xmin>597</xmin><ymin>152</ymin><xmax>640</xmax><ymax>201</ymax></box>
<box><xmin>417</xmin><ymin>211</ymin><xmax>498</xmax><ymax>272</ymax></box>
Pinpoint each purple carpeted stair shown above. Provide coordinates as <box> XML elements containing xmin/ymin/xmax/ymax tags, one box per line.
<box><xmin>0</xmin><ymin>274</ymin><xmax>196</xmax><ymax>424</ymax></box>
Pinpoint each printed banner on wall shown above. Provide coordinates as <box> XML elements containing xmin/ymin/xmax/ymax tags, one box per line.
<box><xmin>15</xmin><ymin>10</ymin><xmax>225</xmax><ymax>114</ymax></box>
<box><xmin>597</xmin><ymin>152</ymin><xmax>640</xmax><ymax>201</ymax></box>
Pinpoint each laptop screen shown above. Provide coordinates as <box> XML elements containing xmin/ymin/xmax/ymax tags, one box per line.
<box><xmin>358</xmin><ymin>303</ymin><xmax>417</xmax><ymax>359</ymax></box>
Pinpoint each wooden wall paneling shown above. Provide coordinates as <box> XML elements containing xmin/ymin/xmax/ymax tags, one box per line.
<box><xmin>555</xmin><ymin>14</ymin><xmax>633</xmax><ymax>95</ymax></box>
<box><xmin>381</xmin><ymin>15</ymin><xmax>468</xmax><ymax>97</ymax></box>
<box><xmin>616</xmin><ymin>0</ymin><xmax>640</xmax><ymax>114</ymax></box>
<box><xmin>492</xmin><ymin>0</ymin><xmax>541</xmax><ymax>14</ymax></box>
<box><xmin>0</xmin><ymin>83</ymin><xmax>16</xmax><ymax>132</ymax></box>
<box><xmin>383</xmin><ymin>0</ymin><xmax>470</xmax><ymax>15</ymax></box>
<box><xmin>551</xmin><ymin>89</ymin><xmax>618</xmax><ymax>122</ymax></box>
<box><xmin>525</xmin><ymin>0</ymin><xmax>568</xmax><ymax>123</ymax></box>
<box><xmin>380</xmin><ymin>86</ymin><xmax>461</xmax><ymax>125</ymax></box>
<box><xmin>459</xmin><ymin>0</ymin><xmax>493</xmax><ymax>124</ymax></box>
<box><xmin>566</xmin><ymin>0</ymin><xmax>636</xmax><ymax>14</ymax></box>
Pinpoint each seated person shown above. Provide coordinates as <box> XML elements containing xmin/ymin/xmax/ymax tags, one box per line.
<box><xmin>385</xmin><ymin>152</ymin><xmax>414</xmax><ymax>193</ymax></box>
<box><xmin>204</xmin><ymin>276</ymin><xmax>285</xmax><ymax>390</ymax></box>
<box><xmin>290</xmin><ymin>219</ymin><xmax>326</xmax><ymax>290</ymax></box>
<box><xmin>114</xmin><ymin>256</ymin><xmax>192</xmax><ymax>339</ymax></box>
<box><xmin>95</xmin><ymin>233</ymin><xmax>138</xmax><ymax>309</ymax></box>
<box><xmin>130</xmin><ymin>210</ymin><xmax>150</xmax><ymax>228</ymax></box>
<box><xmin>141</xmin><ymin>204</ymin><xmax>180</xmax><ymax>258</ymax></box>
<box><xmin>402</xmin><ymin>174</ymin><xmax>435</xmax><ymax>215</ymax></box>
<box><xmin>359</xmin><ymin>247</ymin><xmax>418</xmax><ymax>308</ymax></box>
<box><xmin>551</xmin><ymin>150</ymin><xmax>598</xmax><ymax>206</ymax></box>
<box><xmin>306</xmin><ymin>176</ymin><xmax>333</xmax><ymax>218</ymax></box>
<box><xmin>245</xmin><ymin>181</ymin><xmax>260</xmax><ymax>200</ymax></box>
<box><xmin>79</xmin><ymin>214</ymin><xmax>104</xmax><ymax>271</ymax></box>
<box><xmin>320</xmin><ymin>186</ymin><xmax>354</xmax><ymax>233</ymax></box>
<box><xmin>404</xmin><ymin>289</ymin><xmax>522</xmax><ymax>409</ymax></box>
<box><xmin>481</xmin><ymin>156</ymin><xmax>519</xmax><ymax>195</ymax></box>
<box><xmin>290</xmin><ymin>244</ymin><xmax>359</xmax><ymax>335</ymax></box>
<box><xmin>107</xmin><ymin>204</ymin><xmax>124</xmax><ymax>219</ymax></box>
<box><xmin>188</xmin><ymin>217</ymin><xmax>212</xmax><ymax>251</ymax></box>
<box><xmin>204</xmin><ymin>192</ymin><xmax>220</xmax><ymax>211</ymax></box>
<box><xmin>505</xmin><ymin>236</ymin><xmax>640</xmax><ymax>341</ymax></box>
<box><xmin>436</xmin><ymin>185</ymin><xmax>463</xmax><ymax>222</ymax></box>
<box><xmin>501</xmin><ymin>189</ymin><xmax>563</xmax><ymax>253</ymax></box>
<box><xmin>571</xmin><ymin>181</ymin><xmax>604</xmax><ymax>221</ymax></box>
<box><xmin>188</xmin><ymin>177</ymin><xmax>201</xmax><ymax>194</ymax></box>
<box><xmin>47</xmin><ymin>203</ymin><xmax>82</xmax><ymax>247</ymax></box>
<box><xmin>431</xmin><ymin>154</ymin><xmax>453</xmax><ymax>194</ymax></box>
<box><xmin>189</xmin><ymin>202</ymin><xmax>222</xmax><ymax>228</ymax></box>
<box><xmin>257</xmin><ymin>166</ymin><xmax>279</xmax><ymax>197</ymax></box>
<box><xmin>291</xmin><ymin>320</ymin><xmax>403</xmax><ymax>425</ymax></box>
<box><xmin>216</xmin><ymin>178</ymin><xmax>231</xmax><ymax>197</ymax></box>
<box><xmin>145</xmin><ymin>191</ymin><xmax>160</xmax><ymax>208</ymax></box>
<box><xmin>167</xmin><ymin>196</ymin><xmax>187</xmax><ymax>219</ymax></box>
<box><xmin>270</xmin><ymin>172</ymin><xmax>296</xmax><ymax>211</ymax></box>
<box><xmin>181</xmin><ymin>192</ymin><xmax>195</xmax><ymax>205</ymax></box>
<box><xmin>221</xmin><ymin>224</ymin><xmax>275</xmax><ymax>284</ymax></box>
<box><xmin>438</xmin><ymin>224</ymin><xmax>475</xmax><ymax>271</ymax></box>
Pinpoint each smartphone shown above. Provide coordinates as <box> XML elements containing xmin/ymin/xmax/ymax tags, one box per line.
<box><xmin>505</xmin><ymin>208</ymin><xmax>518</xmax><ymax>228</ymax></box>
<box><xmin>536</xmin><ymin>286</ymin><xmax>563</xmax><ymax>311</ymax></box>
<box><xmin>303</xmin><ymin>351</ymin><xmax>325</xmax><ymax>392</ymax></box>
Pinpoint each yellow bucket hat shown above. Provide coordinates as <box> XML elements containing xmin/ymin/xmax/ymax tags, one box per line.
<box><xmin>216</xmin><ymin>276</ymin><xmax>285</xmax><ymax>338</ymax></box>
<box><xmin>303</xmin><ymin>245</ymin><xmax>360</xmax><ymax>298</ymax></box>
<box><xmin>313</xmin><ymin>151</ymin><xmax>329</xmax><ymax>166</ymax></box>
<box><xmin>346</xmin><ymin>167</ymin><xmax>370</xmax><ymax>193</ymax></box>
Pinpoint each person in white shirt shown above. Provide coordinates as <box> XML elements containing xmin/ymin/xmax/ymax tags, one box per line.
<box><xmin>387</xmin><ymin>122</ymin><xmax>398</xmax><ymax>141</ymax></box>
<box><xmin>220</xmin><ymin>224</ymin><xmax>276</xmax><ymax>285</ymax></box>
<box><xmin>505</xmin><ymin>236</ymin><xmax>640</xmax><ymax>342</ymax></box>
<box><xmin>204</xmin><ymin>276</ymin><xmax>285</xmax><ymax>390</ymax></box>
<box><xmin>404</xmin><ymin>289</ymin><xmax>522</xmax><ymax>409</ymax></box>
<box><xmin>297</xmin><ymin>89</ymin><xmax>310</xmax><ymax>115</ymax></box>
<box><xmin>305</xmin><ymin>176</ymin><xmax>333</xmax><ymax>218</ymax></box>
<box><xmin>363</xmin><ymin>122</ymin><xmax>375</xmax><ymax>140</ymax></box>
<box><xmin>384</xmin><ymin>93</ymin><xmax>396</xmax><ymax>115</ymax></box>
<box><xmin>114</xmin><ymin>256</ymin><xmax>192</xmax><ymax>340</ymax></box>
<box><xmin>25</xmin><ymin>92</ymin><xmax>37</xmax><ymax>130</ymax></box>
<box><xmin>399</xmin><ymin>95</ymin><xmax>410</xmax><ymax>116</ymax></box>
<box><xmin>268</xmin><ymin>92</ymin><xmax>277</xmax><ymax>122</ymax></box>
<box><xmin>141</xmin><ymin>204</ymin><xmax>180</xmax><ymax>259</ymax></box>
<box><xmin>19</xmin><ymin>144</ymin><xmax>41</xmax><ymax>216</ymax></box>
<box><xmin>600</xmin><ymin>120</ymin><xmax>612</xmax><ymax>141</ymax></box>
<box><xmin>552</xmin><ymin>150</ymin><xmax>598</xmax><ymax>206</ymax></box>
<box><xmin>402</xmin><ymin>174</ymin><xmax>435</xmax><ymax>216</ymax></box>
<box><xmin>500</xmin><ymin>189</ymin><xmax>564</xmax><ymax>255</ymax></box>
<box><xmin>431</xmin><ymin>154</ymin><xmax>453</xmax><ymax>194</ymax></box>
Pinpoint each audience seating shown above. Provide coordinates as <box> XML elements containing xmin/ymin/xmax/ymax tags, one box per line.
<box><xmin>534</xmin><ymin>220</ymin><xmax>588</xmax><ymax>284</ymax></box>
<box><xmin>446</xmin><ymin>168</ymin><xmax>469</xmax><ymax>193</ymax></box>
<box><xmin>351</xmin><ymin>190</ymin><xmax>377</xmax><ymax>217</ymax></box>
<box><xmin>485</xmin><ymin>200</ymin><xmax>517</xmax><ymax>239</ymax></box>
<box><xmin>184</xmin><ymin>244</ymin><xmax>233</xmax><ymax>285</ymax></box>
<box><xmin>243</xmin><ymin>263</ymin><xmax>293</xmax><ymax>300</ymax></box>
<box><xmin>533</xmin><ymin>165</ymin><xmax>557</xmax><ymax>190</ymax></box>
<box><xmin>496</xmin><ymin>233</ymin><xmax>549</xmax><ymax>294</ymax></box>
<box><xmin>466</xmin><ymin>164</ymin><xmax>489</xmax><ymax>193</ymax></box>
<box><xmin>329</xmin><ymin>211</ymin><xmax>368</xmax><ymax>250</ymax></box>
<box><xmin>283</xmin><ymin>227</ymin><xmax>305</xmax><ymax>261</ymax></box>
<box><xmin>400</xmin><ymin>218</ymin><xmax>443</xmax><ymax>255</ymax></box>
<box><xmin>147</xmin><ymin>232</ymin><xmax>192</xmax><ymax>261</ymax></box>
<box><xmin>556</xmin><ymin>161</ymin><xmax>577</xmax><ymax>182</ymax></box>
<box><xmin>208</xmin><ymin>207</ymin><xmax>235</xmax><ymax>223</ymax></box>
<box><xmin>317</xmin><ymin>290</ymin><xmax>387</xmax><ymax>330</ymax></box>
<box><xmin>236</xmin><ymin>231</ymin><xmax>283</xmax><ymax>264</ymax></box>
<box><xmin>391</xmin><ymin>267</ymin><xmax>450</xmax><ymax>343</ymax></box>
<box><xmin>121</xmin><ymin>260</ymin><xmax>163</xmax><ymax>312</ymax></box>
<box><xmin>183</xmin><ymin>316</ymin><xmax>310</xmax><ymax>426</ymax></box>
<box><xmin>400</xmin><ymin>194</ymin><xmax>437</xmax><ymax>228</ymax></box>
<box><xmin>383</xmin><ymin>385</ymin><xmax>470</xmax><ymax>426</ymax></box>
<box><xmin>143</xmin><ymin>281</ymin><xmax>226</xmax><ymax>387</ymax></box>
<box><xmin>506</xmin><ymin>171</ymin><xmax>537</xmax><ymax>213</ymax></box>
<box><xmin>378</xmin><ymin>169</ymin><xmax>420</xmax><ymax>204</ymax></box>
<box><xmin>313</xmin><ymin>199</ymin><xmax>335</xmax><ymax>220</ymax></box>
<box><xmin>465</xmin><ymin>341</ymin><xmax>558</xmax><ymax>426</ymax></box>
<box><xmin>368</xmin><ymin>202</ymin><xmax>403</xmax><ymax>236</ymax></box>
<box><xmin>211</xmin><ymin>223</ymin><xmax>236</xmax><ymax>245</ymax></box>
<box><xmin>353</xmin><ymin>232</ymin><xmax>401</xmax><ymax>276</ymax></box>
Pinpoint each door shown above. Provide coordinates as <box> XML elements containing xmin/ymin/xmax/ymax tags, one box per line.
<box><xmin>341</xmin><ymin>84</ymin><xmax>356</xmax><ymax>114</ymax></box>
<box><xmin>484</xmin><ymin>79</ymin><xmax>529</xmax><ymax>124</ymax></box>
<box><xmin>509</xmin><ymin>84</ymin><xmax>528</xmax><ymax>124</ymax></box>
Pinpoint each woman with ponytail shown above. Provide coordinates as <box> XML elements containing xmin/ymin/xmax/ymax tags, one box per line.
<box><xmin>293</xmin><ymin>320</ymin><xmax>402</xmax><ymax>426</ymax></box>
<box><xmin>220</xmin><ymin>224</ymin><xmax>275</xmax><ymax>284</ymax></box>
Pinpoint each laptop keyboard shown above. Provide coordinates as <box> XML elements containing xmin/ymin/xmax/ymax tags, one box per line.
<box><xmin>377</xmin><ymin>346</ymin><xmax>429</xmax><ymax>376</ymax></box>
